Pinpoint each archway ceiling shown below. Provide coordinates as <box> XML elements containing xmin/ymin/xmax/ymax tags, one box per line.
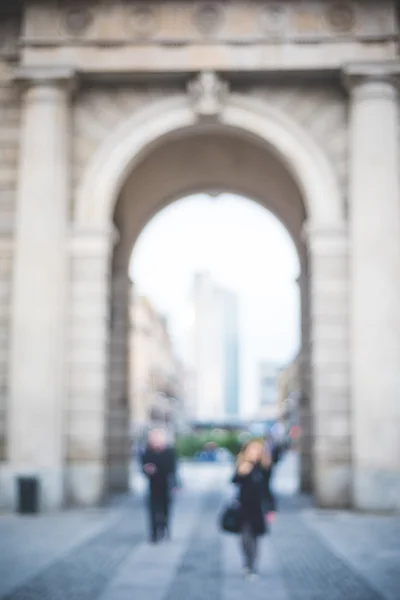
<box><xmin>113</xmin><ymin>130</ymin><xmax>307</xmax><ymax>269</ymax></box>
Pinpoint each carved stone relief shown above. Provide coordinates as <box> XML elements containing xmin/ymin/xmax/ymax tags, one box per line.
<box><xmin>260</xmin><ymin>3</ymin><xmax>290</xmax><ymax>38</ymax></box>
<box><xmin>61</xmin><ymin>4</ymin><xmax>94</xmax><ymax>37</ymax></box>
<box><xmin>193</xmin><ymin>3</ymin><xmax>224</xmax><ymax>36</ymax></box>
<box><xmin>125</xmin><ymin>5</ymin><xmax>160</xmax><ymax>39</ymax></box>
<box><xmin>324</xmin><ymin>3</ymin><xmax>356</xmax><ymax>33</ymax></box>
<box><xmin>187</xmin><ymin>71</ymin><xmax>229</xmax><ymax>117</ymax></box>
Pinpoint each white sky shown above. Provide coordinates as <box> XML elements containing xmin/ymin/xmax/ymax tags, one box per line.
<box><xmin>130</xmin><ymin>193</ymin><xmax>300</xmax><ymax>417</ymax></box>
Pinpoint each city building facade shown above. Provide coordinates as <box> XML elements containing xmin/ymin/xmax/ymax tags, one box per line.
<box><xmin>130</xmin><ymin>294</ymin><xmax>184</xmax><ymax>436</ymax></box>
<box><xmin>0</xmin><ymin>1</ymin><xmax>399</xmax><ymax>511</ymax></box>
<box><xmin>219</xmin><ymin>289</ymin><xmax>240</xmax><ymax>419</ymax></box>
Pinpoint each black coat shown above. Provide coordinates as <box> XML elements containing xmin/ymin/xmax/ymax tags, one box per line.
<box><xmin>142</xmin><ymin>447</ymin><xmax>177</xmax><ymax>497</ymax></box>
<box><xmin>232</xmin><ymin>463</ymin><xmax>273</xmax><ymax>536</ymax></box>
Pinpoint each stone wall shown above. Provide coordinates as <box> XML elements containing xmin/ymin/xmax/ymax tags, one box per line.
<box><xmin>251</xmin><ymin>84</ymin><xmax>348</xmax><ymax>200</ymax></box>
<box><xmin>0</xmin><ymin>65</ymin><xmax>20</xmax><ymax>462</ymax></box>
<box><xmin>0</xmin><ymin>68</ymin><xmax>351</xmax><ymax>495</ymax></box>
<box><xmin>72</xmin><ymin>82</ymin><xmax>348</xmax><ymax>211</ymax></box>
<box><xmin>72</xmin><ymin>86</ymin><xmax>166</xmax><ymax>199</ymax></box>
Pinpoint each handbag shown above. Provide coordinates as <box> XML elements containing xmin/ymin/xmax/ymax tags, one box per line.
<box><xmin>219</xmin><ymin>499</ymin><xmax>242</xmax><ymax>534</ymax></box>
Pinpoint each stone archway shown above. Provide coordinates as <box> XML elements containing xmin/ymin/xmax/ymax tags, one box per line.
<box><xmin>67</xmin><ymin>85</ymin><xmax>350</xmax><ymax>508</ymax></box>
<box><xmin>75</xmin><ymin>93</ymin><xmax>343</xmax><ymax>228</ymax></box>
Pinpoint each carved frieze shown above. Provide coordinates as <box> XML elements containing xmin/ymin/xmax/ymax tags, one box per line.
<box><xmin>21</xmin><ymin>1</ymin><xmax>396</xmax><ymax>46</ymax></box>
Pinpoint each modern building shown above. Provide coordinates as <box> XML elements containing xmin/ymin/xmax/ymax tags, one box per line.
<box><xmin>191</xmin><ymin>273</ymin><xmax>240</xmax><ymax>423</ymax></box>
<box><xmin>277</xmin><ymin>357</ymin><xmax>300</xmax><ymax>425</ymax></box>
<box><xmin>1</xmin><ymin>1</ymin><xmax>399</xmax><ymax>511</ymax></box>
<box><xmin>219</xmin><ymin>289</ymin><xmax>240</xmax><ymax>418</ymax></box>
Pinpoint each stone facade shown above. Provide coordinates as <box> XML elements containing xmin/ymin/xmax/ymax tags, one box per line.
<box><xmin>0</xmin><ymin>0</ymin><xmax>399</xmax><ymax>512</ymax></box>
<box><xmin>130</xmin><ymin>293</ymin><xmax>183</xmax><ymax>431</ymax></box>
<box><xmin>72</xmin><ymin>87</ymin><xmax>165</xmax><ymax>197</ymax></box>
<box><xmin>0</xmin><ymin>69</ymin><xmax>20</xmax><ymax>465</ymax></box>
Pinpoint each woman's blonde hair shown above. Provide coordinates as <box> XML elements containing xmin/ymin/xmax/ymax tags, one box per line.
<box><xmin>236</xmin><ymin>439</ymin><xmax>271</xmax><ymax>470</ymax></box>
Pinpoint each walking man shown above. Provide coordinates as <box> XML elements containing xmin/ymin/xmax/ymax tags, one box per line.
<box><xmin>142</xmin><ymin>428</ymin><xmax>177</xmax><ymax>543</ymax></box>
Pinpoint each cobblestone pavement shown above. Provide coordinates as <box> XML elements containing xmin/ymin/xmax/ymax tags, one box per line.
<box><xmin>0</xmin><ymin>457</ymin><xmax>399</xmax><ymax>600</ymax></box>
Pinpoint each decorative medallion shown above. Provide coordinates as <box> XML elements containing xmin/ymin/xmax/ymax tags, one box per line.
<box><xmin>194</xmin><ymin>3</ymin><xmax>224</xmax><ymax>37</ymax></box>
<box><xmin>260</xmin><ymin>3</ymin><xmax>288</xmax><ymax>36</ymax></box>
<box><xmin>126</xmin><ymin>5</ymin><xmax>159</xmax><ymax>38</ymax></box>
<box><xmin>187</xmin><ymin>71</ymin><xmax>229</xmax><ymax>117</ymax></box>
<box><xmin>324</xmin><ymin>3</ymin><xmax>355</xmax><ymax>33</ymax></box>
<box><xmin>62</xmin><ymin>5</ymin><xmax>93</xmax><ymax>36</ymax></box>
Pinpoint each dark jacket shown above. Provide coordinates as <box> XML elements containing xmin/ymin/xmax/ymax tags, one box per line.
<box><xmin>142</xmin><ymin>446</ymin><xmax>177</xmax><ymax>495</ymax></box>
<box><xmin>232</xmin><ymin>463</ymin><xmax>272</xmax><ymax>536</ymax></box>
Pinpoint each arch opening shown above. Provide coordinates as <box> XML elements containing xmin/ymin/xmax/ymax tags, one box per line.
<box><xmin>130</xmin><ymin>193</ymin><xmax>300</xmax><ymax>433</ymax></box>
<box><xmin>75</xmin><ymin>95</ymin><xmax>344</xmax><ymax>230</ymax></box>
<box><xmin>68</xmin><ymin>93</ymin><xmax>348</xmax><ymax>508</ymax></box>
<box><xmin>104</xmin><ymin>129</ymin><xmax>312</xmax><ymax>495</ymax></box>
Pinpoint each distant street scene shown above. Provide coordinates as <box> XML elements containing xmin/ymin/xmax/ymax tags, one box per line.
<box><xmin>1</xmin><ymin>456</ymin><xmax>399</xmax><ymax>600</ymax></box>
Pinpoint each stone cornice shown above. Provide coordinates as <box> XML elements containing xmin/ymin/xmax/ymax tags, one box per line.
<box><xmin>342</xmin><ymin>61</ymin><xmax>400</xmax><ymax>94</ymax></box>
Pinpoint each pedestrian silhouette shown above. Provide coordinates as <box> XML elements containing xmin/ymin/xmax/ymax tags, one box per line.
<box><xmin>232</xmin><ymin>439</ymin><xmax>274</xmax><ymax>581</ymax></box>
<box><xmin>142</xmin><ymin>428</ymin><xmax>177</xmax><ymax>543</ymax></box>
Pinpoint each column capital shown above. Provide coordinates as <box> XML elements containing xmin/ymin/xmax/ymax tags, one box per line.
<box><xmin>342</xmin><ymin>61</ymin><xmax>400</xmax><ymax>100</ymax></box>
<box><xmin>13</xmin><ymin>65</ymin><xmax>77</xmax><ymax>94</ymax></box>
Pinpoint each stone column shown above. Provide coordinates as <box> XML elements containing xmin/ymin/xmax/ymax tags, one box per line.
<box><xmin>308</xmin><ymin>225</ymin><xmax>351</xmax><ymax>508</ymax></box>
<box><xmin>7</xmin><ymin>67</ymin><xmax>74</xmax><ymax>510</ymax></box>
<box><xmin>107</xmin><ymin>268</ymin><xmax>131</xmax><ymax>493</ymax></box>
<box><xmin>67</xmin><ymin>227</ymin><xmax>115</xmax><ymax>506</ymax></box>
<box><xmin>297</xmin><ymin>256</ymin><xmax>314</xmax><ymax>494</ymax></box>
<box><xmin>345</xmin><ymin>63</ymin><xmax>400</xmax><ymax>511</ymax></box>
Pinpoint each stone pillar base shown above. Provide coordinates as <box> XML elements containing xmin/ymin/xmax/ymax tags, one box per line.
<box><xmin>300</xmin><ymin>452</ymin><xmax>313</xmax><ymax>493</ymax></box>
<box><xmin>106</xmin><ymin>461</ymin><xmax>130</xmax><ymax>493</ymax></box>
<box><xmin>314</xmin><ymin>463</ymin><xmax>352</xmax><ymax>508</ymax></box>
<box><xmin>65</xmin><ymin>463</ymin><xmax>106</xmax><ymax>507</ymax></box>
<box><xmin>354</xmin><ymin>469</ymin><xmax>400</xmax><ymax>512</ymax></box>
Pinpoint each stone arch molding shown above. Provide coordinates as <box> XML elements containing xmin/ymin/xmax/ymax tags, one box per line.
<box><xmin>74</xmin><ymin>92</ymin><xmax>345</xmax><ymax>231</ymax></box>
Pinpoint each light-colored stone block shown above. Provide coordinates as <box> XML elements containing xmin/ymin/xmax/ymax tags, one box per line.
<box><xmin>353</xmin><ymin>469</ymin><xmax>400</xmax><ymax>512</ymax></box>
<box><xmin>106</xmin><ymin>462</ymin><xmax>129</xmax><ymax>493</ymax></box>
<box><xmin>314</xmin><ymin>412</ymin><xmax>351</xmax><ymax>439</ymax></box>
<box><xmin>314</xmin><ymin>462</ymin><xmax>352</xmax><ymax>508</ymax></box>
<box><xmin>65</xmin><ymin>463</ymin><xmax>105</xmax><ymax>506</ymax></box>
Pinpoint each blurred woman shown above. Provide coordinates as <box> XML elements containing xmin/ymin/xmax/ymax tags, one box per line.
<box><xmin>142</xmin><ymin>428</ymin><xmax>177</xmax><ymax>543</ymax></box>
<box><xmin>264</xmin><ymin>432</ymin><xmax>278</xmax><ymax>519</ymax></box>
<box><xmin>232</xmin><ymin>439</ymin><xmax>273</xmax><ymax>580</ymax></box>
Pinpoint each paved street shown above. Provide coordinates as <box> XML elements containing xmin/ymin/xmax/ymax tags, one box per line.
<box><xmin>0</xmin><ymin>454</ymin><xmax>399</xmax><ymax>600</ymax></box>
